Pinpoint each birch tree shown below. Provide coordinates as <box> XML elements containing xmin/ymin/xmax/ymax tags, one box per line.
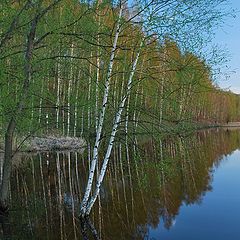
<box><xmin>79</xmin><ymin>1</ymin><xmax>125</xmax><ymax>216</ymax></box>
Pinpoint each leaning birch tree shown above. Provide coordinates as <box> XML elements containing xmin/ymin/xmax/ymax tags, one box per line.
<box><xmin>79</xmin><ymin>1</ymin><xmax>125</xmax><ymax>216</ymax></box>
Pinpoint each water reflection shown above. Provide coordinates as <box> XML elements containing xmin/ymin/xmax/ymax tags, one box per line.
<box><xmin>2</xmin><ymin>128</ymin><xmax>240</xmax><ymax>239</ymax></box>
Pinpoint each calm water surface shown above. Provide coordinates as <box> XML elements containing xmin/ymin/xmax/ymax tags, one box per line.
<box><xmin>1</xmin><ymin>128</ymin><xmax>240</xmax><ymax>239</ymax></box>
<box><xmin>148</xmin><ymin>149</ymin><xmax>240</xmax><ymax>240</ymax></box>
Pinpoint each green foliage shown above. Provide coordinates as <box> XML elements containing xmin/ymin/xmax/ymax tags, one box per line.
<box><xmin>0</xmin><ymin>0</ymin><xmax>239</xmax><ymax>141</ymax></box>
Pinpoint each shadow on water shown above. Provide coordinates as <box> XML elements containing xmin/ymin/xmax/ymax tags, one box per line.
<box><xmin>1</xmin><ymin>128</ymin><xmax>240</xmax><ymax>239</ymax></box>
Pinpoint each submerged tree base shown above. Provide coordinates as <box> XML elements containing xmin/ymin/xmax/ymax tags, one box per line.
<box><xmin>80</xmin><ymin>216</ymin><xmax>100</xmax><ymax>240</ymax></box>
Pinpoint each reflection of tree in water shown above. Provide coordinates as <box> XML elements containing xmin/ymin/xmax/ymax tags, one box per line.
<box><xmin>2</xmin><ymin>129</ymin><xmax>240</xmax><ymax>239</ymax></box>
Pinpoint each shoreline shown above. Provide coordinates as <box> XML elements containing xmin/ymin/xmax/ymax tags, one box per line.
<box><xmin>1</xmin><ymin>123</ymin><xmax>240</xmax><ymax>153</ymax></box>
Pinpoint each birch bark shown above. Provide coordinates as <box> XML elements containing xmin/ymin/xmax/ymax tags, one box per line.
<box><xmin>85</xmin><ymin>40</ymin><xmax>144</xmax><ymax>215</ymax></box>
<box><xmin>79</xmin><ymin>4</ymin><xmax>124</xmax><ymax>216</ymax></box>
<box><xmin>67</xmin><ymin>43</ymin><xmax>74</xmax><ymax>136</ymax></box>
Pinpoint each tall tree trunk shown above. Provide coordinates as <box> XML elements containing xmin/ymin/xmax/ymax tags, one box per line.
<box><xmin>88</xmin><ymin>53</ymin><xmax>92</xmax><ymax>131</ymax></box>
<box><xmin>79</xmin><ymin>4</ymin><xmax>124</xmax><ymax>216</ymax></box>
<box><xmin>84</xmin><ymin>40</ymin><xmax>143</xmax><ymax>215</ymax></box>
<box><xmin>67</xmin><ymin>43</ymin><xmax>74</xmax><ymax>136</ymax></box>
<box><xmin>56</xmin><ymin>61</ymin><xmax>61</xmax><ymax>129</ymax></box>
<box><xmin>0</xmin><ymin>119</ymin><xmax>15</xmax><ymax>212</ymax></box>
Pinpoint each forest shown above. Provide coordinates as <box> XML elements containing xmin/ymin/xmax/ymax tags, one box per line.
<box><xmin>0</xmin><ymin>0</ymin><xmax>240</xmax><ymax>238</ymax></box>
<box><xmin>1</xmin><ymin>1</ymin><xmax>240</xmax><ymax>138</ymax></box>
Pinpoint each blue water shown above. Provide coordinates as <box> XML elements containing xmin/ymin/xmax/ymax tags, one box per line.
<box><xmin>148</xmin><ymin>149</ymin><xmax>240</xmax><ymax>240</ymax></box>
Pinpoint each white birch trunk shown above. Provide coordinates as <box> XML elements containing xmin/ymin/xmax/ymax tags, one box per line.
<box><xmin>135</xmin><ymin>87</ymin><xmax>144</xmax><ymax>130</ymax></box>
<box><xmin>38</xmin><ymin>78</ymin><xmax>44</xmax><ymax>125</ymax></box>
<box><xmin>56</xmin><ymin>61</ymin><xmax>61</xmax><ymax>129</ymax></box>
<box><xmin>132</xmin><ymin>56</ymin><xmax>145</xmax><ymax>131</ymax></box>
<box><xmin>79</xmin><ymin>4</ymin><xmax>124</xmax><ymax>216</ymax></box>
<box><xmin>88</xmin><ymin>53</ymin><xmax>92</xmax><ymax>131</ymax></box>
<box><xmin>62</xmin><ymin>83</ymin><xmax>65</xmax><ymax>135</ymax></box>
<box><xmin>80</xmin><ymin>107</ymin><xmax>84</xmax><ymax>137</ymax></box>
<box><xmin>159</xmin><ymin>78</ymin><xmax>164</xmax><ymax>126</ymax></box>
<box><xmin>95</xmin><ymin>36</ymin><xmax>100</xmax><ymax>131</ymax></box>
<box><xmin>67</xmin><ymin>43</ymin><xmax>74</xmax><ymax>136</ymax></box>
<box><xmin>85</xmin><ymin>40</ymin><xmax>143</xmax><ymax>214</ymax></box>
<box><xmin>74</xmin><ymin>87</ymin><xmax>79</xmax><ymax>137</ymax></box>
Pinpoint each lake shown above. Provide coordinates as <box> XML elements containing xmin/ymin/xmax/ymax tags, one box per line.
<box><xmin>1</xmin><ymin>128</ymin><xmax>240</xmax><ymax>239</ymax></box>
